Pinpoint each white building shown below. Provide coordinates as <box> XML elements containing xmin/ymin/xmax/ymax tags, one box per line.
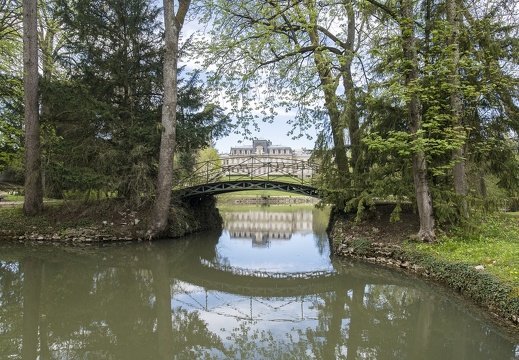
<box><xmin>219</xmin><ymin>139</ymin><xmax>314</xmax><ymax>179</ymax></box>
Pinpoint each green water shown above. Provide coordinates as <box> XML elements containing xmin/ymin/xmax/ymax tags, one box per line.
<box><xmin>0</xmin><ymin>206</ymin><xmax>517</xmax><ymax>359</ymax></box>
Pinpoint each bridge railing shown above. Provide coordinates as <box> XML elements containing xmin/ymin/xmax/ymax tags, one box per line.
<box><xmin>175</xmin><ymin>156</ymin><xmax>320</xmax><ymax>189</ymax></box>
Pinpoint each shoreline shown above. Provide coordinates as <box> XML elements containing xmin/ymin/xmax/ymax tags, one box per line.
<box><xmin>0</xmin><ymin>197</ymin><xmax>223</xmax><ymax>243</ymax></box>
<box><xmin>327</xmin><ymin>207</ymin><xmax>519</xmax><ymax>335</ymax></box>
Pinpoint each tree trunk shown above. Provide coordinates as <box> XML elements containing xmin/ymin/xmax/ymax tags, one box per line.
<box><xmin>149</xmin><ymin>0</ymin><xmax>191</xmax><ymax>236</ymax></box>
<box><xmin>401</xmin><ymin>0</ymin><xmax>435</xmax><ymax>241</ymax></box>
<box><xmin>40</xmin><ymin>22</ymin><xmax>56</xmax><ymax>198</ymax></box>
<box><xmin>342</xmin><ymin>0</ymin><xmax>360</xmax><ymax>178</ymax></box>
<box><xmin>23</xmin><ymin>0</ymin><xmax>43</xmax><ymax>216</ymax></box>
<box><xmin>447</xmin><ymin>0</ymin><xmax>468</xmax><ymax>218</ymax></box>
<box><xmin>307</xmin><ymin>16</ymin><xmax>350</xmax><ymax>184</ymax></box>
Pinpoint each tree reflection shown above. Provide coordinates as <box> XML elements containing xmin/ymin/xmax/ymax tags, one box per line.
<box><xmin>21</xmin><ymin>257</ymin><xmax>43</xmax><ymax>360</ymax></box>
<box><xmin>0</xmin><ymin>245</ymin><xmax>223</xmax><ymax>359</ymax></box>
<box><xmin>0</xmin><ymin>261</ymin><xmax>23</xmax><ymax>358</ymax></box>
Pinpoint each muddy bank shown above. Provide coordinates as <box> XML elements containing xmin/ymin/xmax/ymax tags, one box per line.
<box><xmin>327</xmin><ymin>205</ymin><xmax>519</xmax><ymax>329</ymax></box>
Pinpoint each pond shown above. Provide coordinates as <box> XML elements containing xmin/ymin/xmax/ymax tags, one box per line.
<box><xmin>0</xmin><ymin>206</ymin><xmax>517</xmax><ymax>359</ymax></box>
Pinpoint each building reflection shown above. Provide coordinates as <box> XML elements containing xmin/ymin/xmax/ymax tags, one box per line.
<box><xmin>222</xmin><ymin>210</ymin><xmax>313</xmax><ymax>247</ymax></box>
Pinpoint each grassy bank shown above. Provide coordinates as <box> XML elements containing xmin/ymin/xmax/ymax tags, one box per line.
<box><xmin>0</xmin><ymin>204</ymin><xmax>96</xmax><ymax>234</ymax></box>
<box><xmin>216</xmin><ymin>190</ymin><xmax>319</xmax><ymax>206</ymax></box>
<box><xmin>216</xmin><ymin>189</ymin><xmax>306</xmax><ymax>200</ymax></box>
<box><xmin>409</xmin><ymin>215</ymin><xmax>519</xmax><ymax>297</ymax></box>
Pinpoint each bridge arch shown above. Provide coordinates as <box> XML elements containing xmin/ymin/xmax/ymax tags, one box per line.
<box><xmin>176</xmin><ymin>180</ymin><xmax>320</xmax><ymax>199</ymax></box>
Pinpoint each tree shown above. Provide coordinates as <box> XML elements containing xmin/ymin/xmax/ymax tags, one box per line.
<box><xmin>195</xmin><ymin>1</ymin><xmax>368</xmax><ymax>189</ymax></box>
<box><xmin>176</xmin><ymin>69</ymin><xmax>231</xmax><ymax>154</ymax></box>
<box><xmin>195</xmin><ymin>0</ymin><xmax>519</xmax><ymax>237</ymax></box>
<box><xmin>22</xmin><ymin>0</ymin><xmax>43</xmax><ymax>215</ymax></box>
<box><xmin>197</xmin><ymin>0</ymin><xmax>437</xmax><ymax>239</ymax></box>
<box><xmin>149</xmin><ymin>0</ymin><xmax>192</xmax><ymax>236</ymax></box>
<box><xmin>48</xmin><ymin>0</ymin><xmax>164</xmax><ymax>202</ymax></box>
<box><xmin>447</xmin><ymin>0</ymin><xmax>468</xmax><ymax>218</ymax></box>
<box><xmin>399</xmin><ymin>0</ymin><xmax>435</xmax><ymax>241</ymax></box>
<box><xmin>458</xmin><ymin>1</ymin><xmax>519</xmax><ymax>210</ymax></box>
<box><xmin>0</xmin><ymin>1</ymin><xmax>23</xmax><ymax>167</ymax></box>
<box><xmin>34</xmin><ymin>0</ymin><xmax>228</xmax><ymax>207</ymax></box>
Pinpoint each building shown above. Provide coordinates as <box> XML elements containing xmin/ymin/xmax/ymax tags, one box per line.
<box><xmin>219</xmin><ymin>139</ymin><xmax>314</xmax><ymax>179</ymax></box>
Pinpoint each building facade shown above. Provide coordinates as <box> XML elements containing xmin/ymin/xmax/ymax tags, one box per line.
<box><xmin>220</xmin><ymin>139</ymin><xmax>314</xmax><ymax>179</ymax></box>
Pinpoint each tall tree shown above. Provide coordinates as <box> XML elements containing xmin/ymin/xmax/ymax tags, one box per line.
<box><xmin>400</xmin><ymin>0</ymin><xmax>435</xmax><ymax>241</ymax></box>
<box><xmin>447</xmin><ymin>0</ymin><xmax>468</xmax><ymax>218</ymax></box>
<box><xmin>22</xmin><ymin>0</ymin><xmax>43</xmax><ymax>215</ymax></box>
<box><xmin>0</xmin><ymin>11</ymin><xmax>24</xmax><ymax>177</ymax></box>
<box><xmin>50</xmin><ymin>0</ymin><xmax>164</xmax><ymax>202</ymax></box>
<box><xmin>150</xmin><ymin>0</ymin><xmax>192</xmax><ymax>236</ymax></box>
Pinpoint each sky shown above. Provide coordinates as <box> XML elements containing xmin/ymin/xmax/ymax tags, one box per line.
<box><xmin>213</xmin><ymin>115</ymin><xmax>318</xmax><ymax>154</ymax></box>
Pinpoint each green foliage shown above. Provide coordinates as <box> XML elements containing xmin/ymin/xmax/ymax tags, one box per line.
<box><xmin>349</xmin><ymin>237</ymin><xmax>373</xmax><ymax>256</ymax></box>
<box><xmin>0</xmin><ymin>33</ymin><xmax>23</xmax><ymax>174</ymax></box>
<box><xmin>176</xmin><ymin>70</ymin><xmax>231</xmax><ymax>153</ymax></box>
<box><xmin>348</xmin><ymin>0</ymin><xmax>519</xmax><ymax>229</ymax></box>
<box><xmin>174</xmin><ymin>146</ymin><xmax>224</xmax><ymax>187</ymax></box>
<box><xmin>33</xmin><ymin>1</ymin><xmax>230</xmax><ymax>206</ymax></box>
<box><xmin>2</xmin><ymin>0</ymin><xmax>518</xmax><ymax>235</ymax></box>
<box><xmin>49</xmin><ymin>0</ymin><xmax>164</xmax><ymax>204</ymax></box>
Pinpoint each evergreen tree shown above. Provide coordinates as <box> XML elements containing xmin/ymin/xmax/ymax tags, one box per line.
<box><xmin>50</xmin><ymin>0</ymin><xmax>164</xmax><ymax>203</ymax></box>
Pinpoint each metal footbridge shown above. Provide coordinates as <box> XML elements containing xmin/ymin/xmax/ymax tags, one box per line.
<box><xmin>174</xmin><ymin>156</ymin><xmax>320</xmax><ymax>199</ymax></box>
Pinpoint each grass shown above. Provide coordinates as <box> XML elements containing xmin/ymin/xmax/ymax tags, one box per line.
<box><xmin>0</xmin><ymin>204</ymin><xmax>98</xmax><ymax>235</ymax></box>
<box><xmin>217</xmin><ymin>190</ymin><xmax>306</xmax><ymax>198</ymax></box>
<box><xmin>2</xmin><ymin>194</ymin><xmax>24</xmax><ymax>201</ymax></box>
<box><xmin>0</xmin><ymin>206</ymin><xmax>61</xmax><ymax>236</ymax></box>
<box><xmin>408</xmin><ymin>214</ymin><xmax>519</xmax><ymax>294</ymax></box>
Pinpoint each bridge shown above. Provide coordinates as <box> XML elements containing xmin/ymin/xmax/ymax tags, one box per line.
<box><xmin>178</xmin><ymin>259</ymin><xmax>340</xmax><ymax>297</ymax></box>
<box><xmin>174</xmin><ymin>156</ymin><xmax>321</xmax><ymax>199</ymax></box>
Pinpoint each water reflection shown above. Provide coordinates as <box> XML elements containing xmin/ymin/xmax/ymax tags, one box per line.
<box><xmin>0</xmin><ymin>207</ymin><xmax>517</xmax><ymax>359</ymax></box>
<box><xmin>218</xmin><ymin>208</ymin><xmax>331</xmax><ymax>272</ymax></box>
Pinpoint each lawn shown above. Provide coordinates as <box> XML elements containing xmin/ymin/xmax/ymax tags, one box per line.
<box><xmin>409</xmin><ymin>214</ymin><xmax>519</xmax><ymax>293</ymax></box>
